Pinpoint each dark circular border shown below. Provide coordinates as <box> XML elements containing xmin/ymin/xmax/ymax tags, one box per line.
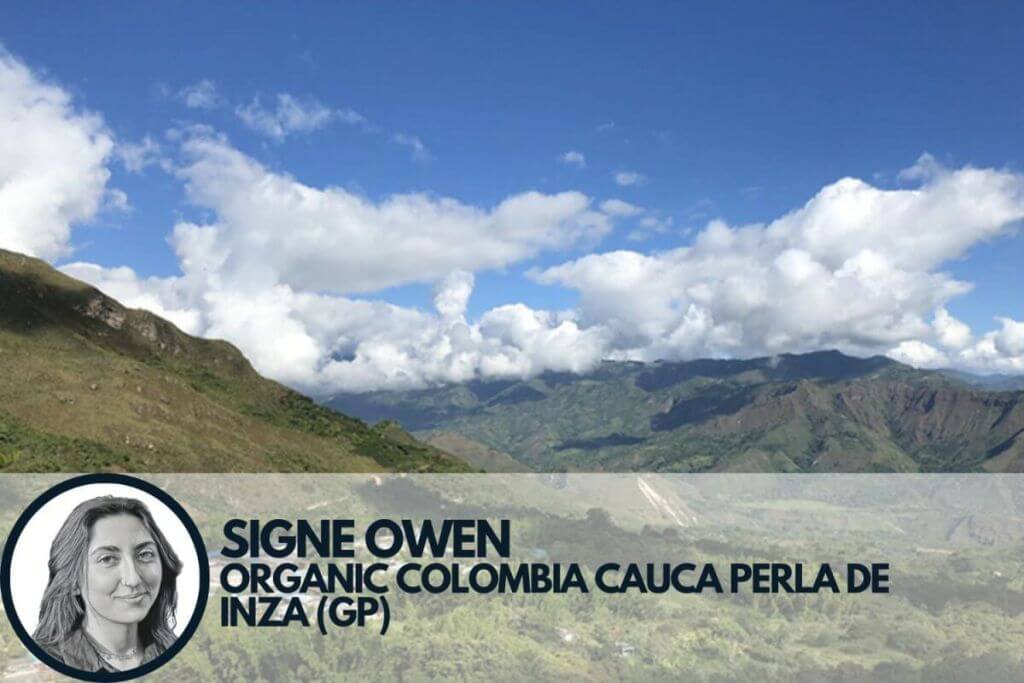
<box><xmin>1</xmin><ymin>474</ymin><xmax>209</xmax><ymax>682</ymax></box>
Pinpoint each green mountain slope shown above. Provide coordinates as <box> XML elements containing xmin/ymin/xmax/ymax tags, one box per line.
<box><xmin>422</xmin><ymin>432</ymin><xmax>532</xmax><ymax>472</ymax></box>
<box><xmin>328</xmin><ymin>351</ymin><xmax>1024</xmax><ymax>473</ymax></box>
<box><xmin>0</xmin><ymin>248</ymin><xmax>469</xmax><ymax>472</ymax></box>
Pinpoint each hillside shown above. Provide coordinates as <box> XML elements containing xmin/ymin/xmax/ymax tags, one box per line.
<box><xmin>940</xmin><ymin>369</ymin><xmax>1024</xmax><ymax>392</ymax></box>
<box><xmin>0</xmin><ymin>248</ymin><xmax>470</xmax><ymax>472</ymax></box>
<box><xmin>328</xmin><ymin>351</ymin><xmax>1024</xmax><ymax>473</ymax></box>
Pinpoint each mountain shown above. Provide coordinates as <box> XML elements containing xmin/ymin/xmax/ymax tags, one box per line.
<box><xmin>421</xmin><ymin>432</ymin><xmax>532</xmax><ymax>472</ymax></box>
<box><xmin>328</xmin><ymin>351</ymin><xmax>1024</xmax><ymax>473</ymax></box>
<box><xmin>0</xmin><ymin>248</ymin><xmax>469</xmax><ymax>472</ymax></box>
<box><xmin>940</xmin><ymin>369</ymin><xmax>1024</xmax><ymax>392</ymax></box>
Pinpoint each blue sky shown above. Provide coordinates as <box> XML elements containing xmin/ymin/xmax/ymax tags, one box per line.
<box><xmin>2</xmin><ymin>2</ymin><xmax>1023</xmax><ymax>391</ymax></box>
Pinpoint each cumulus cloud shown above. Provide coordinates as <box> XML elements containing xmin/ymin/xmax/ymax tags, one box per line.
<box><xmin>956</xmin><ymin>317</ymin><xmax>1024</xmax><ymax>374</ymax></box>
<box><xmin>64</xmin><ymin>141</ymin><xmax>1024</xmax><ymax>391</ymax></box>
<box><xmin>933</xmin><ymin>308</ymin><xmax>972</xmax><ymax>350</ymax></box>
<box><xmin>434</xmin><ymin>271</ymin><xmax>474</xmax><ymax>320</ymax></box>
<box><xmin>310</xmin><ymin>300</ymin><xmax>608</xmax><ymax>392</ymax></box>
<box><xmin>560</xmin><ymin>151</ymin><xmax>587</xmax><ymax>168</ymax></box>
<box><xmin>170</xmin><ymin>130</ymin><xmax>612</xmax><ymax>293</ymax></box>
<box><xmin>66</xmin><ymin>258</ymin><xmax>611</xmax><ymax>393</ymax></box>
<box><xmin>534</xmin><ymin>160</ymin><xmax>1024</xmax><ymax>372</ymax></box>
<box><xmin>614</xmin><ymin>170</ymin><xmax>645</xmax><ymax>187</ymax></box>
<box><xmin>59</xmin><ymin>130</ymin><xmax>629</xmax><ymax>392</ymax></box>
<box><xmin>35</xmin><ymin>86</ymin><xmax>1021</xmax><ymax>393</ymax></box>
<box><xmin>0</xmin><ymin>50</ymin><xmax>115</xmax><ymax>260</ymax></box>
<box><xmin>236</xmin><ymin>93</ymin><xmax>360</xmax><ymax>141</ymax></box>
<box><xmin>11</xmin><ymin>46</ymin><xmax>1022</xmax><ymax>392</ymax></box>
<box><xmin>177</xmin><ymin>79</ymin><xmax>223</xmax><ymax>109</ymax></box>
<box><xmin>888</xmin><ymin>340</ymin><xmax>949</xmax><ymax>368</ymax></box>
<box><xmin>994</xmin><ymin>318</ymin><xmax>1024</xmax><ymax>356</ymax></box>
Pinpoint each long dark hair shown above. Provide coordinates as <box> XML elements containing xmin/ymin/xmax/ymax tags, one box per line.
<box><xmin>32</xmin><ymin>496</ymin><xmax>183</xmax><ymax>651</ymax></box>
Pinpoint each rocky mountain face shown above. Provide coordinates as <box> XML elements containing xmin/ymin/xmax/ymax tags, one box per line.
<box><xmin>329</xmin><ymin>351</ymin><xmax>1024</xmax><ymax>473</ymax></box>
<box><xmin>0</xmin><ymin>248</ymin><xmax>469</xmax><ymax>472</ymax></box>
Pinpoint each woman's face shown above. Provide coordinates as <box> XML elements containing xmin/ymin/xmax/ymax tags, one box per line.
<box><xmin>83</xmin><ymin>514</ymin><xmax>162</xmax><ymax>626</ymax></box>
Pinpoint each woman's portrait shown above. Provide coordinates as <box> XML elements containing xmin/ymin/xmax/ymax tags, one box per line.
<box><xmin>1</xmin><ymin>477</ymin><xmax>205</xmax><ymax>681</ymax></box>
<box><xmin>31</xmin><ymin>497</ymin><xmax>182</xmax><ymax>672</ymax></box>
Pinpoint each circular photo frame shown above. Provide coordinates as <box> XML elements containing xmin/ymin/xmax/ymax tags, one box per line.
<box><xmin>1</xmin><ymin>474</ymin><xmax>209</xmax><ymax>682</ymax></box>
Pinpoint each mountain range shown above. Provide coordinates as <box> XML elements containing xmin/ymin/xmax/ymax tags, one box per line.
<box><xmin>0</xmin><ymin>248</ymin><xmax>469</xmax><ymax>472</ymax></box>
<box><xmin>4</xmin><ymin>245</ymin><xmax>1022</xmax><ymax>474</ymax></box>
<box><xmin>329</xmin><ymin>352</ymin><xmax>1024</xmax><ymax>473</ymax></box>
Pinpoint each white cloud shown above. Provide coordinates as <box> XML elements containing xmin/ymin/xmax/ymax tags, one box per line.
<box><xmin>177</xmin><ymin>79</ymin><xmax>223</xmax><ymax>109</ymax></box>
<box><xmin>11</xmin><ymin>45</ymin><xmax>1022</xmax><ymax>392</ymax></box>
<box><xmin>888</xmin><ymin>340</ymin><xmax>949</xmax><ymax>368</ymax></box>
<box><xmin>56</xmin><ymin>130</ymin><xmax>1024</xmax><ymax>391</ymax></box>
<box><xmin>434</xmin><ymin>271</ymin><xmax>474</xmax><ymax>320</ymax></box>
<box><xmin>392</xmin><ymin>132</ymin><xmax>429</xmax><ymax>161</ymax></box>
<box><xmin>954</xmin><ymin>317</ymin><xmax>1024</xmax><ymax>374</ymax></box>
<box><xmin>0</xmin><ymin>50</ymin><xmax>115</xmax><ymax>260</ymax></box>
<box><xmin>313</xmin><ymin>301</ymin><xmax>608</xmax><ymax>392</ymax></box>
<box><xmin>933</xmin><ymin>308</ymin><xmax>972</xmax><ymax>350</ymax></box>
<box><xmin>897</xmin><ymin>152</ymin><xmax>943</xmax><ymax>184</ymax></box>
<box><xmin>993</xmin><ymin>317</ymin><xmax>1024</xmax><ymax>356</ymax></box>
<box><xmin>170</xmin><ymin>130</ymin><xmax>611</xmax><ymax>293</ymax></box>
<box><xmin>115</xmin><ymin>135</ymin><xmax>163</xmax><ymax>173</ymax></box>
<box><xmin>103</xmin><ymin>188</ymin><xmax>131</xmax><ymax>213</ymax></box>
<box><xmin>236</xmin><ymin>93</ymin><xmax>355</xmax><ymax>141</ymax></box>
<box><xmin>66</xmin><ymin>259</ymin><xmax>610</xmax><ymax>393</ymax></box>
<box><xmin>535</xmin><ymin>160</ymin><xmax>1024</xmax><ymax>371</ymax></box>
<box><xmin>614</xmin><ymin>170</ymin><xmax>645</xmax><ymax>187</ymax></box>
<box><xmin>235</xmin><ymin>94</ymin><xmax>428</xmax><ymax>158</ymax></box>
<box><xmin>56</xmin><ymin>131</ymin><xmax>623</xmax><ymax>393</ymax></box>
<box><xmin>560</xmin><ymin>151</ymin><xmax>587</xmax><ymax>168</ymax></box>
<box><xmin>599</xmin><ymin>199</ymin><xmax>643</xmax><ymax>217</ymax></box>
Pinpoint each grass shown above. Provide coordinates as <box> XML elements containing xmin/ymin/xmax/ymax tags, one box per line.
<box><xmin>0</xmin><ymin>410</ymin><xmax>132</xmax><ymax>472</ymax></box>
<box><xmin>0</xmin><ymin>248</ymin><xmax>472</xmax><ymax>473</ymax></box>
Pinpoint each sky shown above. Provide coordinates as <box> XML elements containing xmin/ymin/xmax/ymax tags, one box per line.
<box><xmin>1</xmin><ymin>2</ymin><xmax>1023</xmax><ymax>394</ymax></box>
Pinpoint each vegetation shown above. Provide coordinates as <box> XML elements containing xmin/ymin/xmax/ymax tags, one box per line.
<box><xmin>0</xmin><ymin>410</ymin><xmax>132</xmax><ymax>471</ymax></box>
<box><xmin>331</xmin><ymin>352</ymin><xmax>1024</xmax><ymax>473</ymax></box>
<box><xmin>0</xmin><ymin>248</ymin><xmax>470</xmax><ymax>472</ymax></box>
